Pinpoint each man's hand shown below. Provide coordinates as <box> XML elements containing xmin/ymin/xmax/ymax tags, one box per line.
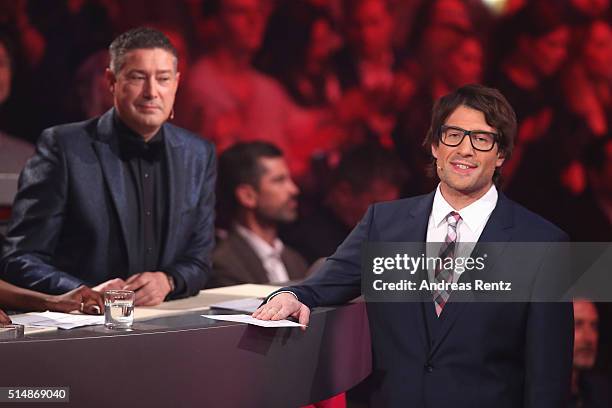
<box><xmin>123</xmin><ymin>272</ymin><xmax>171</xmax><ymax>306</ymax></box>
<box><xmin>93</xmin><ymin>278</ymin><xmax>127</xmax><ymax>293</ymax></box>
<box><xmin>45</xmin><ymin>285</ymin><xmax>104</xmax><ymax>315</ymax></box>
<box><xmin>252</xmin><ymin>293</ymin><xmax>310</xmax><ymax>330</ymax></box>
<box><xmin>0</xmin><ymin>309</ymin><xmax>11</xmax><ymax>324</ymax></box>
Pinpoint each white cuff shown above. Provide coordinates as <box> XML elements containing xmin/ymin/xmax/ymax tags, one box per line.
<box><xmin>267</xmin><ymin>290</ymin><xmax>299</xmax><ymax>303</ymax></box>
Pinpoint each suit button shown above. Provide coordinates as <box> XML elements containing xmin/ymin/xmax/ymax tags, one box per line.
<box><xmin>425</xmin><ymin>364</ymin><xmax>433</xmax><ymax>373</ymax></box>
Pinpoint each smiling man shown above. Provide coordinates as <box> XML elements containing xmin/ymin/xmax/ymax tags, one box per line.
<box><xmin>254</xmin><ymin>84</ymin><xmax>573</xmax><ymax>407</ymax></box>
<box><xmin>1</xmin><ymin>28</ymin><xmax>216</xmax><ymax>306</ymax></box>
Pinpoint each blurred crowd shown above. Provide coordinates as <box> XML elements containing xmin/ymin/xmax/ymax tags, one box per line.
<box><xmin>0</xmin><ymin>0</ymin><xmax>611</xmax><ymax>403</ymax></box>
<box><xmin>1</xmin><ymin>0</ymin><xmax>610</xmax><ymax>242</ymax></box>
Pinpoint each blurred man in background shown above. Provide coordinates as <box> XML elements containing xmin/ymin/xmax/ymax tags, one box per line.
<box><xmin>212</xmin><ymin>141</ymin><xmax>308</xmax><ymax>287</ymax></box>
<box><xmin>571</xmin><ymin>300</ymin><xmax>611</xmax><ymax>408</ymax></box>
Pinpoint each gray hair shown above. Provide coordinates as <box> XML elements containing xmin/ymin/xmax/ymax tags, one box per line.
<box><xmin>109</xmin><ymin>27</ymin><xmax>178</xmax><ymax>73</ymax></box>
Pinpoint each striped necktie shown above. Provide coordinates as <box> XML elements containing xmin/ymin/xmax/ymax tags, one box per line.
<box><xmin>433</xmin><ymin>211</ymin><xmax>462</xmax><ymax>316</ymax></box>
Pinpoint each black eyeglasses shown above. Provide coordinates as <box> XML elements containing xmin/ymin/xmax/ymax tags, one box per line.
<box><xmin>440</xmin><ymin>125</ymin><xmax>498</xmax><ymax>152</ymax></box>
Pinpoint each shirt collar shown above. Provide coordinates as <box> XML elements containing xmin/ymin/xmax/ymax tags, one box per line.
<box><xmin>432</xmin><ymin>184</ymin><xmax>498</xmax><ymax>233</ymax></box>
<box><xmin>113</xmin><ymin>111</ymin><xmax>165</xmax><ymax>161</ymax></box>
<box><xmin>235</xmin><ymin>224</ymin><xmax>284</xmax><ymax>259</ymax></box>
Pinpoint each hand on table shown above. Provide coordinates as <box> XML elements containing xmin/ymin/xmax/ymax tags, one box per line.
<box><xmin>46</xmin><ymin>285</ymin><xmax>104</xmax><ymax>315</ymax></box>
<box><xmin>0</xmin><ymin>308</ymin><xmax>11</xmax><ymax>324</ymax></box>
<box><xmin>123</xmin><ymin>272</ymin><xmax>171</xmax><ymax>306</ymax></box>
<box><xmin>252</xmin><ymin>293</ymin><xmax>310</xmax><ymax>330</ymax></box>
<box><xmin>93</xmin><ymin>278</ymin><xmax>127</xmax><ymax>293</ymax></box>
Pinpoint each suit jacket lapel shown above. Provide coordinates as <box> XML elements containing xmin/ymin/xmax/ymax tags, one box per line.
<box><xmin>429</xmin><ymin>192</ymin><xmax>515</xmax><ymax>357</ymax></box>
<box><xmin>405</xmin><ymin>192</ymin><xmax>436</xmax><ymax>357</ymax></box>
<box><xmin>92</xmin><ymin>109</ymin><xmax>136</xmax><ymax>273</ymax></box>
<box><xmin>160</xmin><ymin>125</ymin><xmax>186</xmax><ymax>267</ymax></box>
<box><xmin>476</xmin><ymin>192</ymin><xmax>514</xmax><ymax>243</ymax></box>
<box><xmin>229</xmin><ymin>230</ymin><xmax>270</xmax><ymax>284</ymax></box>
<box><xmin>407</xmin><ymin>192</ymin><xmax>435</xmax><ymax>242</ymax></box>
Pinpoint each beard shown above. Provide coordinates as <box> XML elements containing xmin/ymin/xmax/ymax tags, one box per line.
<box><xmin>255</xmin><ymin>202</ymin><xmax>298</xmax><ymax>225</ymax></box>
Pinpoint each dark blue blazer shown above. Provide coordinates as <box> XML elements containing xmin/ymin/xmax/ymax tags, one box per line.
<box><xmin>286</xmin><ymin>191</ymin><xmax>573</xmax><ymax>408</ymax></box>
<box><xmin>0</xmin><ymin>109</ymin><xmax>216</xmax><ymax>298</ymax></box>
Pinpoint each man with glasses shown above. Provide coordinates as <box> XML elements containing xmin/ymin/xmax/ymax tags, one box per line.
<box><xmin>254</xmin><ymin>84</ymin><xmax>573</xmax><ymax>407</ymax></box>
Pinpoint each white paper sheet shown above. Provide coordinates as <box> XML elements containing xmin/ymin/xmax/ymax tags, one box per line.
<box><xmin>209</xmin><ymin>297</ymin><xmax>263</xmax><ymax>313</ymax></box>
<box><xmin>10</xmin><ymin>311</ymin><xmax>105</xmax><ymax>330</ymax></box>
<box><xmin>202</xmin><ymin>314</ymin><xmax>304</xmax><ymax>328</ymax></box>
<box><xmin>203</xmin><ymin>284</ymin><xmax>282</xmax><ymax>298</ymax></box>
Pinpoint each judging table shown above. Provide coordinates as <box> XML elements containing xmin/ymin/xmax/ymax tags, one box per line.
<box><xmin>0</xmin><ymin>285</ymin><xmax>372</xmax><ymax>408</ymax></box>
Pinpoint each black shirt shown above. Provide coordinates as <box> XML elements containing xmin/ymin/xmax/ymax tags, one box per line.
<box><xmin>113</xmin><ymin>113</ymin><xmax>168</xmax><ymax>275</ymax></box>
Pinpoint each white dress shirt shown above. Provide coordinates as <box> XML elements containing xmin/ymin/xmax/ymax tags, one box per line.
<box><xmin>235</xmin><ymin>225</ymin><xmax>290</xmax><ymax>283</ymax></box>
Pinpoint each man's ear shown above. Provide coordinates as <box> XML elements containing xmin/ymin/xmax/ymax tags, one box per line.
<box><xmin>496</xmin><ymin>149</ymin><xmax>506</xmax><ymax>168</ymax></box>
<box><xmin>105</xmin><ymin>68</ymin><xmax>117</xmax><ymax>94</ymax></box>
<box><xmin>431</xmin><ymin>143</ymin><xmax>438</xmax><ymax>160</ymax></box>
<box><xmin>235</xmin><ymin>184</ymin><xmax>258</xmax><ymax>209</ymax></box>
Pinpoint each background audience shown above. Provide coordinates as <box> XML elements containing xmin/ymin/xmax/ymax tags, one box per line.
<box><xmin>1</xmin><ymin>0</ymin><xmax>608</xmax><ymax>245</ymax></box>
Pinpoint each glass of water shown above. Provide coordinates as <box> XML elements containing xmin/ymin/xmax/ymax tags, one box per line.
<box><xmin>0</xmin><ymin>324</ymin><xmax>24</xmax><ymax>340</ymax></box>
<box><xmin>104</xmin><ymin>290</ymin><xmax>135</xmax><ymax>329</ymax></box>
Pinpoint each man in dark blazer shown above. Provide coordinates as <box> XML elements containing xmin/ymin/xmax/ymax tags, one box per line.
<box><xmin>211</xmin><ymin>142</ymin><xmax>308</xmax><ymax>287</ymax></box>
<box><xmin>0</xmin><ymin>28</ymin><xmax>216</xmax><ymax>306</ymax></box>
<box><xmin>254</xmin><ymin>84</ymin><xmax>573</xmax><ymax>407</ymax></box>
<box><xmin>212</xmin><ymin>230</ymin><xmax>307</xmax><ymax>287</ymax></box>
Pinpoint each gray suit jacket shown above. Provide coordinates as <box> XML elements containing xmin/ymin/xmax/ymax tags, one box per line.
<box><xmin>211</xmin><ymin>228</ymin><xmax>308</xmax><ymax>287</ymax></box>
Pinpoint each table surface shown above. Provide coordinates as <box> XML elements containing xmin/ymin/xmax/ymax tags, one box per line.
<box><xmin>0</xmin><ymin>284</ymin><xmax>372</xmax><ymax>408</ymax></box>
